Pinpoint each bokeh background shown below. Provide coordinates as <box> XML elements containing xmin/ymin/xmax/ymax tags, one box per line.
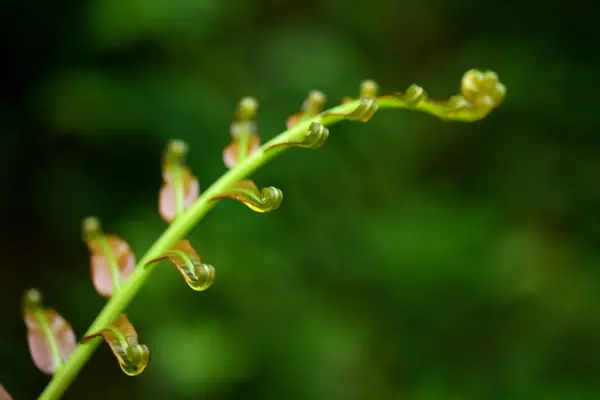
<box><xmin>2</xmin><ymin>0</ymin><xmax>598</xmax><ymax>399</ymax></box>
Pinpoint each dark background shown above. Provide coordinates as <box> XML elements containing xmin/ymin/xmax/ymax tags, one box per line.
<box><xmin>2</xmin><ymin>0</ymin><xmax>599</xmax><ymax>399</ymax></box>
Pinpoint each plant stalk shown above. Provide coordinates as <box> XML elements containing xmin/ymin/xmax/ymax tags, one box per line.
<box><xmin>37</xmin><ymin>93</ymin><xmax>492</xmax><ymax>399</ymax></box>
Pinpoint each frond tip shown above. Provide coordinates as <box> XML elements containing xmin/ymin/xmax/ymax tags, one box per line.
<box><xmin>460</xmin><ymin>69</ymin><xmax>506</xmax><ymax>108</ymax></box>
<box><xmin>380</xmin><ymin>69</ymin><xmax>506</xmax><ymax>121</ymax></box>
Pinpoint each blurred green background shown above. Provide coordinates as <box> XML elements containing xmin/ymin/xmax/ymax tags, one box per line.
<box><xmin>2</xmin><ymin>0</ymin><xmax>599</xmax><ymax>399</ymax></box>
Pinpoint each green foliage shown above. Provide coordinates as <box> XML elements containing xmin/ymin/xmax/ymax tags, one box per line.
<box><xmin>19</xmin><ymin>69</ymin><xmax>504</xmax><ymax>399</ymax></box>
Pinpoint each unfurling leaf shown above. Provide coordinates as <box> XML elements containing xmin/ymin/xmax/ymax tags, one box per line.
<box><xmin>80</xmin><ymin>314</ymin><xmax>149</xmax><ymax>376</ymax></box>
<box><xmin>341</xmin><ymin>79</ymin><xmax>380</xmax><ymax>103</ymax></box>
<box><xmin>146</xmin><ymin>239</ymin><xmax>215</xmax><ymax>291</ymax></box>
<box><xmin>212</xmin><ymin>180</ymin><xmax>283</xmax><ymax>213</ymax></box>
<box><xmin>381</xmin><ymin>69</ymin><xmax>506</xmax><ymax>121</ymax></box>
<box><xmin>159</xmin><ymin>139</ymin><xmax>200</xmax><ymax>222</ymax></box>
<box><xmin>322</xmin><ymin>97</ymin><xmax>379</xmax><ymax>122</ymax></box>
<box><xmin>460</xmin><ymin>69</ymin><xmax>506</xmax><ymax>109</ymax></box>
<box><xmin>322</xmin><ymin>80</ymin><xmax>380</xmax><ymax>122</ymax></box>
<box><xmin>402</xmin><ymin>84</ymin><xmax>427</xmax><ymax>107</ymax></box>
<box><xmin>265</xmin><ymin>122</ymin><xmax>329</xmax><ymax>152</ymax></box>
<box><xmin>286</xmin><ymin>90</ymin><xmax>327</xmax><ymax>128</ymax></box>
<box><xmin>22</xmin><ymin>289</ymin><xmax>76</xmax><ymax>375</ymax></box>
<box><xmin>83</xmin><ymin>217</ymin><xmax>135</xmax><ymax>298</ymax></box>
<box><xmin>386</xmin><ymin>83</ymin><xmax>428</xmax><ymax>108</ymax></box>
<box><xmin>0</xmin><ymin>385</ymin><xmax>13</xmax><ymax>400</ymax></box>
<box><xmin>223</xmin><ymin>97</ymin><xmax>261</xmax><ymax>168</ymax></box>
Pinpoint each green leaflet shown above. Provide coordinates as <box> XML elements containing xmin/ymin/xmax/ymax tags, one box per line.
<box><xmin>80</xmin><ymin>315</ymin><xmax>149</xmax><ymax>377</ymax></box>
<box><xmin>212</xmin><ymin>180</ymin><xmax>283</xmax><ymax>213</ymax></box>
<box><xmin>322</xmin><ymin>97</ymin><xmax>379</xmax><ymax>122</ymax></box>
<box><xmin>265</xmin><ymin>122</ymin><xmax>329</xmax><ymax>152</ymax></box>
<box><xmin>146</xmin><ymin>239</ymin><xmax>215</xmax><ymax>291</ymax></box>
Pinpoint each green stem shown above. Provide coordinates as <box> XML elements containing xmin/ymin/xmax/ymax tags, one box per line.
<box><xmin>36</xmin><ymin>94</ymin><xmax>492</xmax><ymax>400</ymax></box>
<box><xmin>98</xmin><ymin>237</ymin><xmax>121</xmax><ymax>294</ymax></box>
<box><xmin>34</xmin><ymin>309</ymin><xmax>64</xmax><ymax>372</ymax></box>
<box><xmin>237</xmin><ymin>131</ymin><xmax>249</xmax><ymax>163</ymax></box>
<box><xmin>173</xmin><ymin>166</ymin><xmax>185</xmax><ymax>218</ymax></box>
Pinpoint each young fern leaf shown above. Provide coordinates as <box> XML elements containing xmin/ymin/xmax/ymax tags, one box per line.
<box><xmin>322</xmin><ymin>97</ymin><xmax>379</xmax><ymax>122</ymax></box>
<box><xmin>83</xmin><ymin>217</ymin><xmax>135</xmax><ymax>298</ymax></box>
<box><xmin>324</xmin><ymin>79</ymin><xmax>380</xmax><ymax>122</ymax></box>
<box><xmin>211</xmin><ymin>180</ymin><xmax>283</xmax><ymax>213</ymax></box>
<box><xmin>159</xmin><ymin>139</ymin><xmax>200</xmax><ymax>223</ymax></box>
<box><xmin>0</xmin><ymin>385</ymin><xmax>13</xmax><ymax>400</ymax></box>
<box><xmin>146</xmin><ymin>239</ymin><xmax>215</xmax><ymax>291</ymax></box>
<box><xmin>401</xmin><ymin>84</ymin><xmax>427</xmax><ymax>107</ymax></box>
<box><xmin>80</xmin><ymin>314</ymin><xmax>149</xmax><ymax>377</ymax></box>
<box><xmin>380</xmin><ymin>69</ymin><xmax>506</xmax><ymax>121</ymax></box>
<box><xmin>22</xmin><ymin>289</ymin><xmax>76</xmax><ymax>375</ymax></box>
<box><xmin>286</xmin><ymin>90</ymin><xmax>327</xmax><ymax>129</ymax></box>
<box><xmin>33</xmin><ymin>70</ymin><xmax>506</xmax><ymax>400</ymax></box>
<box><xmin>265</xmin><ymin>122</ymin><xmax>329</xmax><ymax>152</ymax></box>
<box><xmin>223</xmin><ymin>97</ymin><xmax>261</xmax><ymax>168</ymax></box>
